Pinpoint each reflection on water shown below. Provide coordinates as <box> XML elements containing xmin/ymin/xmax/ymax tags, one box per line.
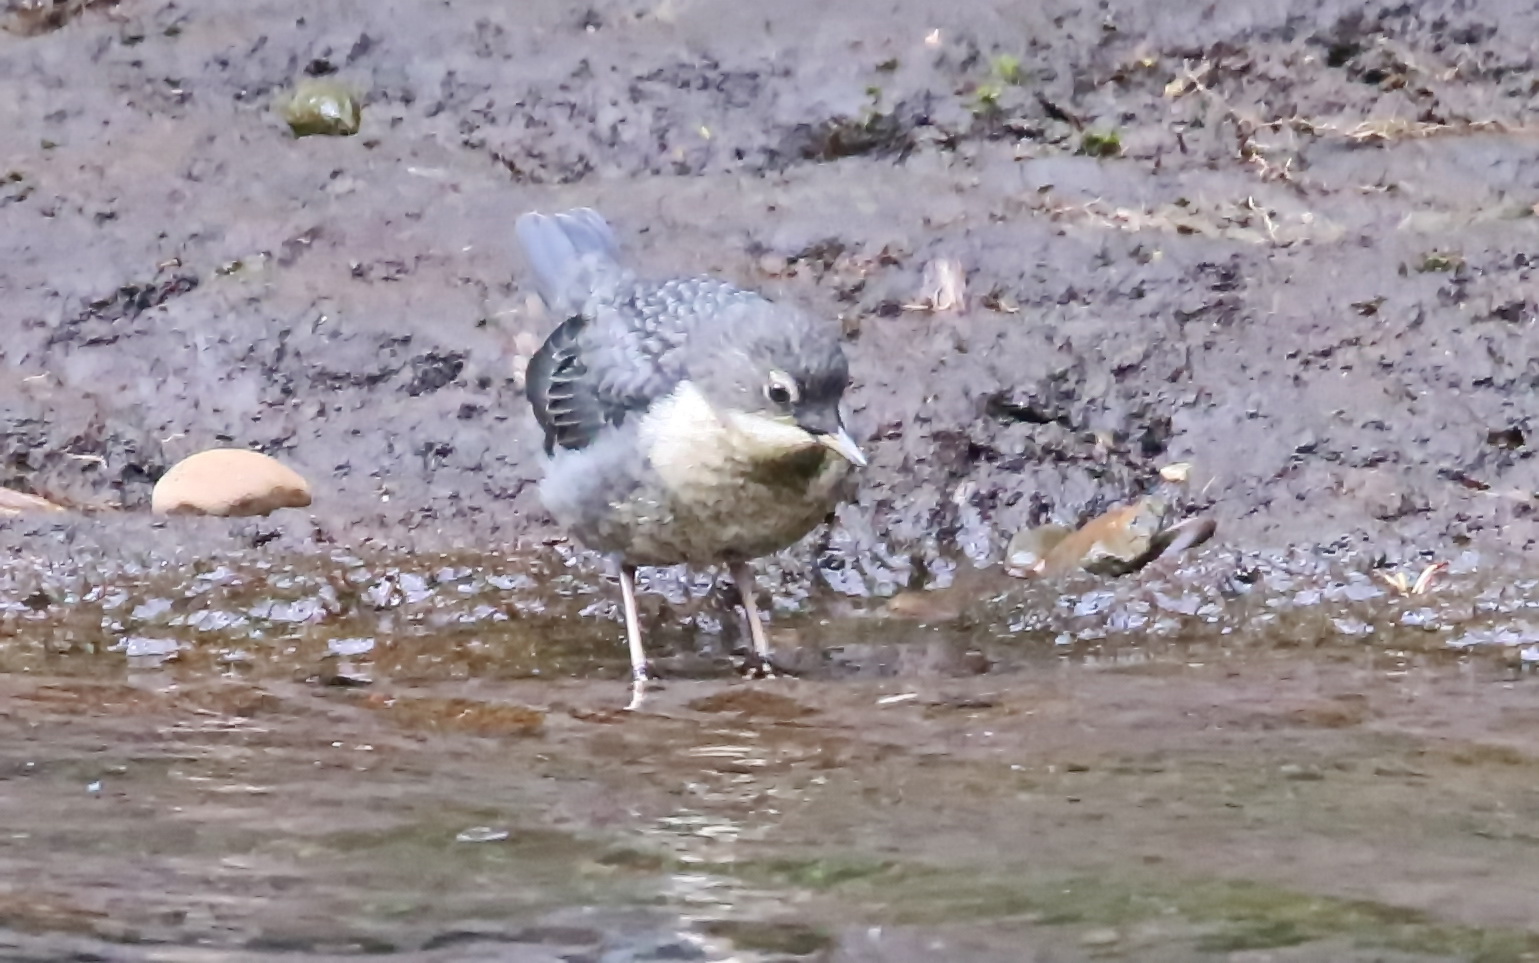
<box><xmin>641</xmin><ymin>731</ymin><xmax>822</xmax><ymax>962</ymax></box>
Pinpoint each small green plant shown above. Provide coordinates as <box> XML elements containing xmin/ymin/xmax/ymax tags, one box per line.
<box><xmin>1080</xmin><ymin>129</ymin><xmax>1123</xmax><ymax>158</ymax></box>
<box><xmin>859</xmin><ymin>86</ymin><xmax>886</xmax><ymax>127</ymax></box>
<box><xmin>990</xmin><ymin>53</ymin><xmax>1024</xmax><ymax>85</ymax></box>
<box><xmin>969</xmin><ymin>54</ymin><xmax>1026</xmax><ymax>116</ymax></box>
<box><xmin>971</xmin><ymin>83</ymin><xmax>1003</xmax><ymax>114</ymax></box>
<box><xmin>1416</xmin><ymin>251</ymin><xmax>1464</xmax><ymax>273</ymax></box>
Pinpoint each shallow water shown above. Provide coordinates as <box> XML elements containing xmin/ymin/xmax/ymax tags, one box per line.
<box><xmin>3</xmin><ymin>546</ymin><xmax>1539</xmax><ymax>961</ymax></box>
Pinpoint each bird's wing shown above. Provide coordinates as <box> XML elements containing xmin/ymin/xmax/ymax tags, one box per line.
<box><xmin>583</xmin><ymin>277</ymin><xmax>769</xmax><ymax>416</ymax></box>
<box><xmin>527</xmin><ymin>277</ymin><xmax>764</xmax><ymax>454</ymax></box>
<box><xmin>519</xmin><ymin>207</ymin><xmax>639</xmax><ymax>454</ymax></box>
<box><xmin>524</xmin><ymin>286</ymin><xmax>690</xmax><ymax>453</ymax></box>
<box><xmin>525</xmin><ymin>314</ymin><xmax>609</xmax><ymax>455</ymax></box>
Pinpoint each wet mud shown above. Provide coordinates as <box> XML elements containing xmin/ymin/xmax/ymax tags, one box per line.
<box><xmin>7</xmin><ymin>0</ymin><xmax>1539</xmax><ymax>959</ymax></box>
<box><xmin>6</xmin><ymin>0</ymin><xmax>1539</xmax><ymax>569</ymax></box>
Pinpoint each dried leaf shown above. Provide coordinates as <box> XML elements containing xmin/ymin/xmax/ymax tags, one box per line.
<box><xmin>910</xmin><ymin>258</ymin><xmax>967</xmax><ymax>313</ymax></box>
<box><xmin>1411</xmin><ymin>561</ymin><xmax>1448</xmax><ymax>596</ymax></box>
<box><xmin>1377</xmin><ymin>571</ymin><xmax>1412</xmax><ymax>596</ymax></box>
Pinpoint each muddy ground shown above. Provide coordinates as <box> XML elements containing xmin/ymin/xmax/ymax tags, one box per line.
<box><xmin>5</xmin><ymin>0</ymin><xmax>1539</xmax><ymax>574</ymax></box>
<box><xmin>5</xmin><ymin>0</ymin><xmax>1539</xmax><ymax>960</ymax></box>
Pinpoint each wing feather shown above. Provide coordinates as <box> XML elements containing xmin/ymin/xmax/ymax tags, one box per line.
<box><xmin>525</xmin><ymin>315</ymin><xmax>606</xmax><ymax>454</ymax></box>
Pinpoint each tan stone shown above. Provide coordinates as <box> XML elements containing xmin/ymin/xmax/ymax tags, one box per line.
<box><xmin>0</xmin><ymin>488</ymin><xmax>65</xmax><ymax>516</ymax></box>
<box><xmin>151</xmin><ymin>448</ymin><xmax>312</xmax><ymax>517</ymax></box>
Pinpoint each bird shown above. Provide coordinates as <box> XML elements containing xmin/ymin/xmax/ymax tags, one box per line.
<box><xmin>516</xmin><ymin>207</ymin><xmax>867</xmax><ymax>708</ymax></box>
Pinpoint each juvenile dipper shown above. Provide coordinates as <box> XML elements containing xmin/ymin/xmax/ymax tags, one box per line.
<box><xmin>517</xmin><ymin>208</ymin><xmax>866</xmax><ymax>708</ymax></box>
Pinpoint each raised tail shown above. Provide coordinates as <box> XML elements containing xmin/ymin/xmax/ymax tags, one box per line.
<box><xmin>514</xmin><ymin>208</ymin><xmax>625</xmax><ymax>316</ymax></box>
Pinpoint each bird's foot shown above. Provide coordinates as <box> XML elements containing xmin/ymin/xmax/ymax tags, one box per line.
<box><xmin>624</xmin><ymin>662</ymin><xmax>660</xmax><ymax>712</ymax></box>
<box><xmin>743</xmin><ymin>659</ymin><xmax>776</xmax><ymax>680</ymax></box>
<box><xmin>738</xmin><ymin>652</ymin><xmax>797</xmax><ymax>680</ymax></box>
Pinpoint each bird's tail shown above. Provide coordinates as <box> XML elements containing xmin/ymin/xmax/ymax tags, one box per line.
<box><xmin>514</xmin><ymin>208</ymin><xmax>625</xmax><ymax>316</ymax></box>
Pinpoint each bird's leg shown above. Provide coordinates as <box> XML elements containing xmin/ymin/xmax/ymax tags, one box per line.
<box><xmin>730</xmin><ymin>562</ymin><xmax>776</xmax><ymax>678</ymax></box>
<box><xmin>617</xmin><ymin>562</ymin><xmax>650</xmax><ymax>710</ymax></box>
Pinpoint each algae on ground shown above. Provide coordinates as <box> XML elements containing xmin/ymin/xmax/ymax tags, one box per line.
<box><xmin>716</xmin><ymin>854</ymin><xmax>1539</xmax><ymax>961</ymax></box>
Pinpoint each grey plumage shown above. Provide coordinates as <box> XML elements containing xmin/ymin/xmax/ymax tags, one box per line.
<box><xmin>517</xmin><ymin>207</ymin><xmax>866</xmax><ymax>704</ymax></box>
<box><xmin>514</xmin><ymin>208</ymin><xmax>623</xmax><ymax>317</ymax></box>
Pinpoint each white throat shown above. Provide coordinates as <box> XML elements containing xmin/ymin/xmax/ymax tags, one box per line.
<box><xmin>639</xmin><ymin>381</ymin><xmax>818</xmax><ymax>490</ymax></box>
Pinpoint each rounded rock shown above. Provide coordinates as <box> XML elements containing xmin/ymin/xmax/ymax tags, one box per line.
<box><xmin>281</xmin><ymin>79</ymin><xmax>361</xmax><ymax>137</ymax></box>
<box><xmin>0</xmin><ymin>488</ymin><xmax>65</xmax><ymax>516</ymax></box>
<box><xmin>151</xmin><ymin>448</ymin><xmax>312</xmax><ymax>517</ymax></box>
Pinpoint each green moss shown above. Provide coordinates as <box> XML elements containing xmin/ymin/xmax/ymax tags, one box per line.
<box><xmin>699</xmin><ymin>920</ymin><xmax>834</xmax><ymax>955</ymax></box>
<box><xmin>734</xmin><ymin>855</ymin><xmax>901</xmax><ymax>890</ymax></box>
<box><xmin>990</xmin><ymin>54</ymin><xmax>1025</xmax><ymax>86</ymax></box>
<box><xmin>1079</xmin><ymin>129</ymin><xmax>1123</xmax><ymax>158</ymax></box>
<box><xmin>971</xmin><ymin>83</ymin><xmax>1003</xmax><ymax>115</ymax></box>
<box><xmin>716</xmin><ymin>855</ymin><xmax>1539</xmax><ymax>961</ymax></box>
<box><xmin>1416</xmin><ymin>250</ymin><xmax>1465</xmax><ymax>273</ymax></box>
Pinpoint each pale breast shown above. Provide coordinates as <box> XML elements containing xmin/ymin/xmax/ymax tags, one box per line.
<box><xmin>538</xmin><ymin>382</ymin><xmax>851</xmax><ymax>566</ymax></box>
<box><xmin>616</xmin><ymin>382</ymin><xmax>849</xmax><ymax>565</ymax></box>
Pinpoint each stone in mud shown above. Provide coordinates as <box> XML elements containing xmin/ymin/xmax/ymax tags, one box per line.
<box><xmin>281</xmin><ymin>79</ymin><xmax>361</xmax><ymax>137</ymax></box>
<box><xmin>0</xmin><ymin>487</ymin><xmax>65</xmax><ymax>516</ymax></box>
<box><xmin>1</xmin><ymin>0</ymin><xmax>105</xmax><ymax>37</ymax></box>
<box><xmin>151</xmin><ymin>448</ymin><xmax>312</xmax><ymax>517</ymax></box>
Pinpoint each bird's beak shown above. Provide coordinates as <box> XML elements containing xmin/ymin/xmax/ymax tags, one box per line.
<box><xmin>816</xmin><ymin>425</ymin><xmax>868</xmax><ymax>468</ymax></box>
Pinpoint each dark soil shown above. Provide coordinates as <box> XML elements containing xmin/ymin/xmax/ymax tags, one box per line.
<box><xmin>6</xmin><ymin>0</ymin><xmax>1539</xmax><ymax>585</ymax></box>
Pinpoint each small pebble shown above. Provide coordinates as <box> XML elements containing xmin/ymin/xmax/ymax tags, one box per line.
<box><xmin>282</xmin><ymin>78</ymin><xmax>361</xmax><ymax>137</ymax></box>
<box><xmin>1279</xmin><ymin>763</ymin><xmax>1325</xmax><ymax>781</ymax></box>
<box><xmin>456</xmin><ymin>826</ymin><xmax>511</xmax><ymax>843</ymax></box>
<box><xmin>1080</xmin><ymin>927</ymin><xmax>1121</xmax><ymax>947</ymax></box>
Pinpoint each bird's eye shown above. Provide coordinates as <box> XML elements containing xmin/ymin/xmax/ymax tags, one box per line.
<box><xmin>764</xmin><ymin>372</ymin><xmax>799</xmax><ymax>407</ymax></box>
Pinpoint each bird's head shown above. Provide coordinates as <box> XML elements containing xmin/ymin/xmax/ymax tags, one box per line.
<box><xmin>687</xmin><ymin>302</ymin><xmax>867</xmax><ymax>468</ymax></box>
